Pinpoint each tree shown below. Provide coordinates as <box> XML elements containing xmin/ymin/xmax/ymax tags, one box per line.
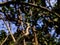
<box><xmin>0</xmin><ymin>0</ymin><xmax>60</xmax><ymax>45</ymax></box>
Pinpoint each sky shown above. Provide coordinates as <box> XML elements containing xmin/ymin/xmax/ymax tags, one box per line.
<box><xmin>46</xmin><ymin>0</ymin><xmax>57</xmax><ymax>7</ymax></box>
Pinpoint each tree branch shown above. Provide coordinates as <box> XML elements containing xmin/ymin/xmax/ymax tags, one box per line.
<box><xmin>1</xmin><ymin>36</ymin><xmax>8</xmax><ymax>45</ymax></box>
<box><xmin>1</xmin><ymin>15</ymin><xmax>17</xmax><ymax>43</ymax></box>
<box><xmin>0</xmin><ymin>1</ymin><xmax>60</xmax><ymax>17</ymax></box>
<box><xmin>15</xmin><ymin>23</ymin><xmax>30</xmax><ymax>45</ymax></box>
<box><xmin>4</xmin><ymin>21</ymin><xmax>16</xmax><ymax>43</ymax></box>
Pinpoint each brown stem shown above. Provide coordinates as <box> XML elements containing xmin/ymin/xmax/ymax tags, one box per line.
<box><xmin>22</xmin><ymin>30</ymin><xmax>26</xmax><ymax>45</ymax></box>
<box><xmin>34</xmin><ymin>32</ymin><xmax>38</xmax><ymax>45</ymax></box>
<box><xmin>33</xmin><ymin>26</ymin><xmax>38</xmax><ymax>45</ymax></box>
